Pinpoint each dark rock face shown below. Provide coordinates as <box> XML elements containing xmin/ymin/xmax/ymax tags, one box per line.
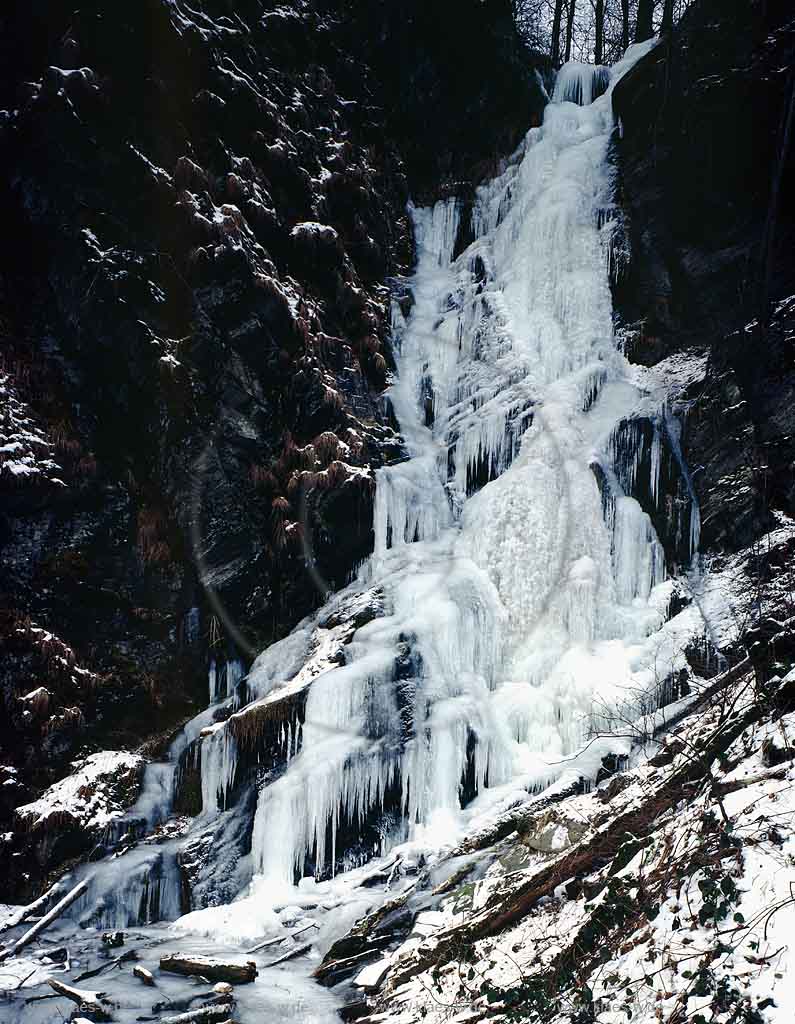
<box><xmin>0</xmin><ymin>2</ymin><xmax>536</xmax><ymax>898</ymax></box>
<box><xmin>612</xmin><ymin>0</ymin><xmax>795</xmax><ymax>552</ymax></box>
<box><xmin>339</xmin><ymin>0</ymin><xmax>549</xmax><ymax>198</ymax></box>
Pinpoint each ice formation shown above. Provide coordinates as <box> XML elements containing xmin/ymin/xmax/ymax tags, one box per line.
<box><xmin>74</xmin><ymin>44</ymin><xmax>708</xmax><ymax>933</ymax></box>
<box><xmin>234</xmin><ymin>43</ymin><xmax>702</xmax><ymax>893</ymax></box>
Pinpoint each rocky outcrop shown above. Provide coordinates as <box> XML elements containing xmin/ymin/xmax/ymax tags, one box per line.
<box><xmin>3</xmin><ymin>747</ymin><xmax>144</xmax><ymax>901</ymax></box>
<box><xmin>612</xmin><ymin>0</ymin><xmax>795</xmax><ymax>552</ymax></box>
<box><xmin>338</xmin><ymin>0</ymin><xmax>548</xmax><ymax>198</ymax></box>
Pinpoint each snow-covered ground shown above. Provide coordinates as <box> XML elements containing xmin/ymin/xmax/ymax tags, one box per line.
<box><xmin>15</xmin><ymin>752</ymin><xmax>145</xmax><ymax>833</ymax></box>
<box><xmin>354</xmin><ymin>667</ymin><xmax>795</xmax><ymax>1024</ymax></box>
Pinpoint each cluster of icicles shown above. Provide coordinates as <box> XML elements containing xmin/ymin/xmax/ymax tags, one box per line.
<box><xmin>85</xmin><ymin>44</ymin><xmax>703</xmax><ymax>927</ymax></box>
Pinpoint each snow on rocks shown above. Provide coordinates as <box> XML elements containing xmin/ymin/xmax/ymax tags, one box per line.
<box><xmin>0</xmin><ymin>371</ymin><xmax>64</xmax><ymax>487</ymax></box>
<box><xmin>15</xmin><ymin>752</ymin><xmax>145</xmax><ymax>833</ymax></box>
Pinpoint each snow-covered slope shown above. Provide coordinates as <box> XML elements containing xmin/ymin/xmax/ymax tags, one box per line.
<box><xmin>332</xmin><ymin>658</ymin><xmax>795</xmax><ymax>1024</ymax></box>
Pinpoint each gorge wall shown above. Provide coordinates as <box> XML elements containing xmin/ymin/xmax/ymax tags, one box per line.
<box><xmin>612</xmin><ymin>0</ymin><xmax>795</xmax><ymax>558</ymax></box>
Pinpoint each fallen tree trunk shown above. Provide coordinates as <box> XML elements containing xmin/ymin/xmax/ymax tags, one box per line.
<box><xmin>160</xmin><ymin>953</ymin><xmax>257</xmax><ymax>984</ymax></box>
<box><xmin>0</xmin><ymin>882</ymin><xmax>63</xmax><ymax>935</ymax></box>
<box><xmin>74</xmin><ymin>949</ymin><xmax>137</xmax><ymax>982</ymax></box>
<box><xmin>314</xmin><ymin>948</ymin><xmax>382</xmax><ymax>987</ymax></box>
<box><xmin>245</xmin><ymin>934</ymin><xmax>284</xmax><ymax>954</ymax></box>
<box><xmin>713</xmin><ymin>765</ymin><xmax>789</xmax><ymax>796</ymax></box>
<box><xmin>47</xmin><ymin>978</ymin><xmax>112</xmax><ymax>1020</ymax></box>
<box><xmin>0</xmin><ymin>880</ymin><xmax>88</xmax><ymax>961</ymax></box>
<box><xmin>160</xmin><ymin>1003</ymin><xmax>234</xmax><ymax>1024</ymax></box>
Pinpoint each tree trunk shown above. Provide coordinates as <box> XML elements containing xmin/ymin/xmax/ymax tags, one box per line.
<box><xmin>551</xmin><ymin>0</ymin><xmax>564</xmax><ymax>66</ymax></box>
<box><xmin>0</xmin><ymin>880</ymin><xmax>88</xmax><ymax>961</ymax></box>
<box><xmin>661</xmin><ymin>0</ymin><xmax>675</xmax><ymax>31</ymax></box>
<box><xmin>635</xmin><ymin>0</ymin><xmax>655</xmax><ymax>43</ymax></box>
<box><xmin>47</xmin><ymin>979</ymin><xmax>112</xmax><ymax>1021</ymax></box>
<box><xmin>621</xmin><ymin>0</ymin><xmax>630</xmax><ymax>51</ymax></box>
<box><xmin>595</xmin><ymin>0</ymin><xmax>605</xmax><ymax>64</ymax></box>
<box><xmin>0</xmin><ymin>881</ymin><xmax>63</xmax><ymax>935</ymax></box>
<box><xmin>564</xmin><ymin>0</ymin><xmax>577</xmax><ymax>63</ymax></box>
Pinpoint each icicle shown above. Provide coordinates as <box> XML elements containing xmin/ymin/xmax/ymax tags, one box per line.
<box><xmin>552</xmin><ymin>62</ymin><xmax>611</xmax><ymax>106</ymax></box>
<box><xmin>225</xmin><ymin>658</ymin><xmax>245</xmax><ymax>697</ymax></box>
<box><xmin>200</xmin><ymin>726</ymin><xmax>238</xmax><ymax>815</ymax></box>
<box><xmin>650</xmin><ymin>419</ymin><xmax>662</xmax><ymax>506</ymax></box>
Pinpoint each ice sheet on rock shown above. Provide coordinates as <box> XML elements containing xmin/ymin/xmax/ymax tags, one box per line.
<box><xmin>200</xmin><ymin>724</ymin><xmax>238</xmax><ymax>815</ymax></box>
<box><xmin>552</xmin><ymin>61</ymin><xmax>611</xmax><ymax>106</ymax></box>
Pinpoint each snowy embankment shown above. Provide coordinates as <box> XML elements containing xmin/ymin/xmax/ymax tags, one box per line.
<box><xmin>334</xmin><ymin>658</ymin><xmax>795</xmax><ymax>1024</ymax></box>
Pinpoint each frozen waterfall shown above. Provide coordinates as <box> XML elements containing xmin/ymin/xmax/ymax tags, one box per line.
<box><xmin>128</xmin><ymin>43</ymin><xmax>703</xmax><ymax>942</ymax></box>
<box><xmin>225</xmin><ymin>42</ymin><xmax>697</xmax><ymax>896</ymax></box>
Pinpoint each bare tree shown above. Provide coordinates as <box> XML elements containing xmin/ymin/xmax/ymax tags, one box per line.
<box><xmin>634</xmin><ymin>0</ymin><xmax>654</xmax><ymax>42</ymax></box>
<box><xmin>594</xmin><ymin>0</ymin><xmax>605</xmax><ymax>63</ymax></box>
<box><xmin>564</xmin><ymin>0</ymin><xmax>577</xmax><ymax>62</ymax></box>
<box><xmin>551</xmin><ymin>0</ymin><xmax>565</xmax><ymax>65</ymax></box>
<box><xmin>512</xmin><ymin>0</ymin><xmax>696</xmax><ymax>67</ymax></box>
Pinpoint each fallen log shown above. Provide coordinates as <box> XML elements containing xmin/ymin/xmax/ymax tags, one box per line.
<box><xmin>290</xmin><ymin>921</ymin><xmax>320</xmax><ymax>939</ymax></box>
<box><xmin>160</xmin><ymin>1003</ymin><xmax>234</xmax><ymax>1024</ymax></box>
<box><xmin>245</xmin><ymin>934</ymin><xmax>285</xmax><ymax>954</ymax></box>
<box><xmin>0</xmin><ymin>880</ymin><xmax>88</xmax><ymax>961</ymax></box>
<box><xmin>47</xmin><ymin>978</ymin><xmax>112</xmax><ymax>1020</ymax></box>
<box><xmin>314</xmin><ymin>948</ymin><xmax>379</xmax><ymax>986</ymax></box>
<box><xmin>0</xmin><ymin>882</ymin><xmax>63</xmax><ymax>935</ymax></box>
<box><xmin>262</xmin><ymin>942</ymin><xmax>311</xmax><ymax>968</ymax></box>
<box><xmin>713</xmin><ymin>765</ymin><xmax>789</xmax><ymax>797</ymax></box>
<box><xmin>160</xmin><ymin>953</ymin><xmax>257</xmax><ymax>984</ymax></box>
<box><xmin>245</xmin><ymin>920</ymin><xmax>319</xmax><ymax>955</ymax></box>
